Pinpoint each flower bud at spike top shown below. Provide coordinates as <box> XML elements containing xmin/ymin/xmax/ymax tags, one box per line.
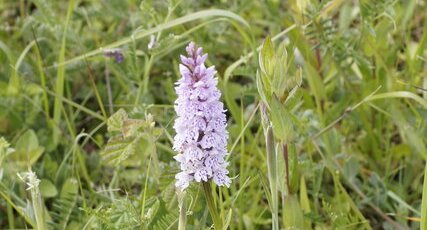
<box><xmin>173</xmin><ymin>42</ymin><xmax>231</xmax><ymax>191</ymax></box>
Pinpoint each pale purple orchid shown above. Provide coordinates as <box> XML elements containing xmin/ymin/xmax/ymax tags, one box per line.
<box><xmin>173</xmin><ymin>42</ymin><xmax>231</xmax><ymax>191</ymax></box>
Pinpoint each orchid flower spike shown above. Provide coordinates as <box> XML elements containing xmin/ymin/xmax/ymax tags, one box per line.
<box><xmin>173</xmin><ymin>42</ymin><xmax>231</xmax><ymax>191</ymax></box>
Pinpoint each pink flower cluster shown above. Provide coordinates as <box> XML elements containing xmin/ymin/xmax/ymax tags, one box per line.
<box><xmin>173</xmin><ymin>42</ymin><xmax>231</xmax><ymax>191</ymax></box>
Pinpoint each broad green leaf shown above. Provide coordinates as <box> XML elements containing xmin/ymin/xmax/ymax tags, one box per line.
<box><xmin>282</xmin><ymin>195</ymin><xmax>304</xmax><ymax>229</ymax></box>
<box><xmin>60</xmin><ymin>178</ymin><xmax>78</xmax><ymax>198</ymax></box>
<box><xmin>271</xmin><ymin>43</ymin><xmax>288</xmax><ymax>94</ymax></box>
<box><xmin>260</xmin><ymin>35</ymin><xmax>274</xmax><ymax>76</ymax></box>
<box><xmin>269</xmin><ymin>95</ymin><xmax>294</xmax><ymax>142</ymax></box>
<box><xmin>39</xmin><ymin>179</ymin><xmax>58</xmax><ymax>198</ymax></box>
<box><xmin>13</xmin><ymin>130</ymin><xmax>44</xmax><ymax>166</ymax></box>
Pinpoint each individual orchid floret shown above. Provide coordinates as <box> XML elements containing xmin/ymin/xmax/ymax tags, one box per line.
<box><xmin>173</xmin><ymin>42</ymin><xmax>231</xmax><ymax>191</ymax></box>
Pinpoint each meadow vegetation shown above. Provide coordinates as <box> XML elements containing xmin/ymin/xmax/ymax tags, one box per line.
<box><xmin>0</xmin><ymin>0</ymin><xmax>427</xmax><ymax>229</ymax></box>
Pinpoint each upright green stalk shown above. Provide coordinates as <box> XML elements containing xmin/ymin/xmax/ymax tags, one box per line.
<box><xmin>265</xmin><ymin>126</ymin><xmax>279</xmax><ymax>230</ymax></box>
<box><xmin>177</xmin><ymin>190</ymin><xmax>187</xmax><ymax>230</ymax></box>
<box><xmin>421</xmin><ymin>162</ymin><xmax>427</xmax><ymax>230</ymax></box>
<box><xmin>202</xmin><ymin>182</ymin><xmax>223</xmax><ymax>229</ymax></box>
<box><xmin>7</xmin><ymin>203</ymin><xmax>14</xmax><ymax>229</ymax></box>
<box><xmin>32</xmin><ymin>187</ymin><xmax>46</xmax><ymax>230</ymax></box>
<box><xmin>18</xmin><ymin>170</ymin><xmax>46</xmax><ymax>230</ymax></box>
<box><xmin>52</xmin><ymin>0</ymin><xmax>75</xmax><ymax>147</ymax></box>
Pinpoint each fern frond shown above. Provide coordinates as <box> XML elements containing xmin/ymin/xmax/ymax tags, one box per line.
<box><xmin>49</xmin><ymin>178</ymin><xmax>79</xmax><ymax>229</ymax></box>
<box><xmin>152</xmin><ymin>212</ymin><xmax>178</xmax><ymax>230</ymax></box>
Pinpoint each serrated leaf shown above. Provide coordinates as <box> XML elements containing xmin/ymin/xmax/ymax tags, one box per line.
<box><xmin>100</xmin><ymin>135</ymin><xmax>140</xmax><ymax>166</ymax></box>
<box><xmin>144</xmin><ymin>198</ymin><xmax>160</xmax><ymax>225</ymax></box>
<box><xmin>103</xmin><ymin>109</ymin><xmax>160</xmax><ymax>167</ymax></box>
<box><xmin>107</xmin><ymin>109</ymin><xmax>128</xmax><ymax>132</ymax></box>
<box><xmin>122</xmin><ymin>119</ymin><xmax>146</xmax><ymax>138</ymax></box>
<box><xmin>50</xmin><ymin>178</ymin><xmax>78</xmax><ymax>229</ymax></box>
<box><xmin>152</xmin><ymin>212</ymin><xmax>178</xmax><ymax>230</ymax></box>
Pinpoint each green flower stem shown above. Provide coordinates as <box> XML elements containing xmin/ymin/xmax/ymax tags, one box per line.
<box><xmin>31</xmin><ymin>189</ymin><xmax>46</xmax><ymax>230</ymax></box>
<box><xmin>202</xmin><ymin>182</ymin><xmax>223</xmax><ymax>229</ymax></box>
<box><xmin>177</xmin><ymin>190</ymin><xmax>187</xmax><ymax>230</ymax></box>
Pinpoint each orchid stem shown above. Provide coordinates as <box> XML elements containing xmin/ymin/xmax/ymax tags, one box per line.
<box><xmin>202</xmin><ymin>182</ymin><xmax>223</xmax><ymax>229</ymax></box>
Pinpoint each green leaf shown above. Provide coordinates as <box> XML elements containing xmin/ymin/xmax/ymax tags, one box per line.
<box><xmin>39</xmin><ymin>179</ymin><xmax>58</xmax><ymax>198</ymax></box>
<box><xmin>269</xmin><ymin>96</ymin><xmax>294</xmax><ymax>142</ymax></box>
<box><xmin>282</xmin><ymin>195</ymin><xmax>305</xmax><ymax>229</ymax></box>
<box><xmin>256</xmin><ymin>70</ymin><xmax>269</xmax><ymax>107</ymax></box>
<box><xmin>51</xmin><ymin>178</ymin><xmax>78</xmax><ymax>229</ymax></box>
<box><xmin>58</xmin><ymin>9</ymin><xmax>250</xmax><ymax>67</ymax></box>
<box><xmin>421</xmin><ymin>164</ymin><xmax>427</xmax><ymax>230</ymax></box>
<box><xmin>107</xmin><ymin>109</ymin><xmax>128</xmax><ymax>133</ymax></box>
<box><xmin>271</xmin><ymin>44</ymin><xmax>289</xmax><ymax>96</ymax></box>
<box><xmin>122</xmin><ymin>119</ymin><xmax>147</xmax><ymax>138</ymax></box>
<box><xmin>13</xmin><ymin>130</ymin><xmax>44</xmax><ymax>166</ymax></box>
<box><xmin>102</xmin><ymin>109</ymin><xmax>161</xmax><ymax>167</ymax></box>
<box><xmin>100</xmin><ymin>135</ymin><xmax>140</xmax><ymax>166</ymax></box>
<box><xmin>260</xmin><ymin>35</ymin><xmax>274</xmax><ymax>76</ymax></box>
<box><xmin>0</xmin><ymin>137</ymin><xmax>13</xmax><ymax>166</ymax></box>
<box><xmin>60</xmin><ymin>178</ymin><xmax>78</xmax><ymax>198</ymax></box>
<box><xmin>223</xmin><ymin>209</ymin><xmax>233</xmax><ymax>230</ymax></box>
<box><xmin>304</xmin><ymin>63</ymin><xmax>326</xmax><ymax>103</ymax></box>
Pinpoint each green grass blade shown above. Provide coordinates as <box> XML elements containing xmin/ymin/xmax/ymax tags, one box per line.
<box><xmin>55</xmin><ymin>9</ymin><xmax>249</xmax><ymax>68</ymax></box>
<box><xmin>421</xmin><ymin>163</ymin><xmax>427</xmax><ymax>230</ymax></box>
<box><xmin>52</xmin><ymin>0</ymin><xmax>76</xmax><ymax>146</ymax></box>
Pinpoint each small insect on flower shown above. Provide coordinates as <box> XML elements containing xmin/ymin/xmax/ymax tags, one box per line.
<box><xmin>173</xmin><ymin>42</ymin><xmax>231</xmax><ymax>191</ymax></box>
<box><xmin>104</xmin><ymin>48</ymin><xmax>124</xmax><ymax>63</ymax></box>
